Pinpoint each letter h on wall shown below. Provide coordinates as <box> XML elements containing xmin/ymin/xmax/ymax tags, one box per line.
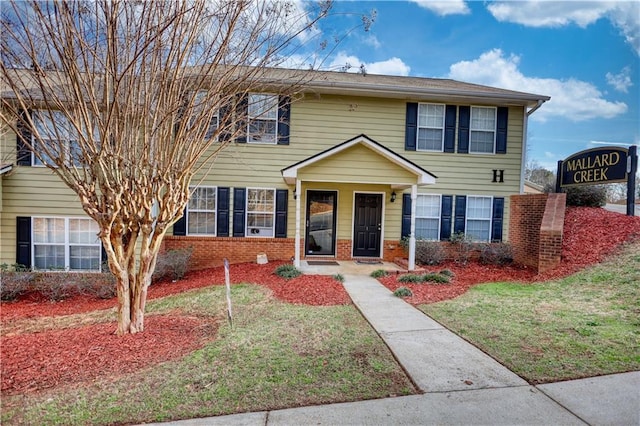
<box><xmin>492</xmin><ymin>169</ymin><xmax>505</xmax><ymax>183</ymax></box>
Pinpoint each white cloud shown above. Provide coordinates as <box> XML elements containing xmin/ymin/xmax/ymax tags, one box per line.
<box><xmin>409</xmin><ymin>0</ymin><xmax>470</xmax><ymax>16</ymax></box>
<box><xmin>447</xmin><ymin>49</ymin><xmax>627</xmax><ymax>122</ymax></box>
<box><xmin>606</xmin><ymin>66</ymin><xmax>633</xmax><ymax>93</ymax></box>
<box><xmin>487</xmin><ymin>1</ymin><xmax>640</xmax><ymax>55</ymax></box>
<box><xmin>328</xmin><ymin>52</ymin><xmax>411</xmax><ymax>76</ymax></box>
<box><xmin>363</xmin><ymin>34</ymin><xmax>382</xmax><ymax>49</ymax></box>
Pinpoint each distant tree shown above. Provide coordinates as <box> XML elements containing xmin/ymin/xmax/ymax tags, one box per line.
<box><xmin>0</xmin><ymin>0</ymin><xmax>340</xmax><ymax>335</ymax></box>
<box><xmin>525</xmin><ymin>159</ymin><xmax>556</xmax><ymax>189</ymax></box>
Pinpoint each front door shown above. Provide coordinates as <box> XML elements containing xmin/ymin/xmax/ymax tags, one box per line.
<box><xmin>353</xmin><ymin>193</ymin><xmax>382</xmax><ymax>257</ymax></box>
<box><xmin>305</xmin><ymin>191</ymin><xmax>337</xmax><ymax>256</ymax></box>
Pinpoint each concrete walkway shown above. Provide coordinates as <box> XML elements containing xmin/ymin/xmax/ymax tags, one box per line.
<box><xmin>151</xmin><ymin>272</ymin><xmax>639</xmax><ymax>425</ymax></box>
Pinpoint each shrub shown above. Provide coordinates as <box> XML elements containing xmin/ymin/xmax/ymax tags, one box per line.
<box><xmin>450</xmin><ymin>232</ymin><xmax>474</xmax><ymax>265</ymax></box>
<box><xmin>274</xmin><ymin>264</ymin><xmax>302</xmax><ymax>279</ymax></box>
<box><xmin>565</xmin><ymin>185</ymin><xmax>607</xmax><ymax>207</ymax></box>
<box><xmin>423</xmin><ymin>273</ymin><xmax>450</xmax><ymax>284</ymax></box>
<box><xmin>0</xmin><ymin>271</ymin><xmax>36</xmax><ymax>301</ymax></box>
<box><xmin>370</xmin><ymin>269</ymin><xmax>388</xmax><ymax>278</ymax></box>
<box><xmin>398</xmin><ymin>274</ymin><xmax>423</xmax><ymax>283</ymax></box>
<box><xmin>479</xmin><ymin>243</ymin><xmax>514</xmax><ymax>265</ymax></box>
<box><xmin>415</xmin><ymin>240</ymin><xmax>445</xmax><ymax>265</ymax></box>
<box><xmin>152</xmin><ymin>247</ymin><xmax>193</xmax><ymax>282</ymax></box>
<box><xmin>439</xmin><ymin>269</ymin><xmax>455</xmax><ymax>278</ymax></box>
<box><xmin>393</xmin><ymin>286</ymin><xmax>413</xmax><ymax>297</ymax></box>
<box><xmin>333</xmin><ymin>273</ymin><xmax>344</xmax><ymax>283</ymax></box>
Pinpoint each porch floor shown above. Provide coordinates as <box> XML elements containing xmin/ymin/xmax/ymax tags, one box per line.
<box><xmin>298</xmin><ymin>260</ymin><xmax>405</xmax><ymax>276</ymax></box>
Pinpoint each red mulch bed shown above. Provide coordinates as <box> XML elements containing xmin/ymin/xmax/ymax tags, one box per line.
<box><xmin>1</xmin><ymin>206</ymin><xmax>638</xmax><ymax>396</ymax></box>
<box><xmin>379</xmin><ymin>207</ymin><xmax>640</xmax><ymax>304</ymax></box>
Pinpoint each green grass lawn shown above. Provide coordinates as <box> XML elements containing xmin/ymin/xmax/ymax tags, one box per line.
<box><xmin>2</xmin><ymin>285</ymin><xmax>415</xmax><ymax>425</ymax></box>
<box><xmin>421</xmin><ymin>243</ymin><xmax>640</xmax><ymax>384</ymax></box>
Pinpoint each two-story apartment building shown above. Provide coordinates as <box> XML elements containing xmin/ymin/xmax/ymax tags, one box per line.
<box><xmin>0</xmin><ymin>69</ymin><xmax>549</xmax><ymax>271</ymax></box>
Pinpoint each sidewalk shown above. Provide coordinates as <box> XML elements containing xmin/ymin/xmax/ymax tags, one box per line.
<box><xmin>150</xmin><ymin>272</ymin><xmax>639</xmax><ymax>425</ymax></box>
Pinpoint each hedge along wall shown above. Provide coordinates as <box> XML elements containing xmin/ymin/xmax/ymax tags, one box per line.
<box><xmin>509</xmin><ymin>193</ymin><xmax>566</xmax><ymax>273</ymax></box>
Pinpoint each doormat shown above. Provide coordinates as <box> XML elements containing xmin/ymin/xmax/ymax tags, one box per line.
<box><xmin>355</xmin><ymin>260</ymin><xmax>383</xmax><ymax>265</ymax></box>
<box><xmin>307</xmin><ymin>260</ymin><xmax>340</xmax><ymax>266</ymax></box>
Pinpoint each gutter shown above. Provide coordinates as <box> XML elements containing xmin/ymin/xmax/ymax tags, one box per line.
<box><xmin>0</xmin><ymin>164</ymin><xmax>13</xmax><ymax>175</ymax></box>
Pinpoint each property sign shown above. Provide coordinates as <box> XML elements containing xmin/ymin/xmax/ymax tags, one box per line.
<box><xmin>556</xmin><ymin>145</ymin><xmax>637</xmax><ymax>216</ymax></box>
<box><xmin>559</xmin><ymin>147</ymin><xmax>628</xmax><ymax>187</ymax></box>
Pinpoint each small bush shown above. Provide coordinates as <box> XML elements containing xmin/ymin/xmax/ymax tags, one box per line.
<box><xmin>152</xmin><ymin>247</ymin><xmax>193</xmax><ymax>282</ymax></box>
<box><xmin>423</xmin><ymin>273</ymin><xmax>450</xmax><ymax>284</ymax></box>
<box><xmin>0</xmin><ymin>271</ymin><xmax>36</xmax><ymax>301</ymax></box>
<box><xmin>274</xmin><ymin>264</ymin><xmax>302</xmax><ymax>279</ymax></box>
<box><xmin>415</xmin><ymin>240</ymin><xmax>445</xmax><ymax>265</ymax></box>
<box><xmin>439</xmin><ymin>269</ymin><xmax>455</xmax><ymax>278</ymax></box>
<box><xmin>450</xmin><ymin>232</ymin><xmax>474</xmax><ymax>265</ymax></box>
<box><xmin>479</xmin><ymin>243</ymin><xmax>514</xmax><ymax>265</ymax></box>
<box><xmin>398</xmin><ymin>274</ymin><xmax>423</xmax><ymax>283</ymax></box>
<box><xmin>333</xmin><ymin>273</ymin><xmax>344</xmax><ymax>283</ymax></box>
<box><xmin>565</xmin><ymin>185</ymin><xmax>607</xmax><ymax>207</ymax></box>
<box><xmin>370</xmin><ymin>269</ymin><xmax>388</xmax><ymax>278</ymax></box>
<box><xmin>393</xmin><ymin>286</ymin><xmax>413</xmax><ymax>298</ymax></box>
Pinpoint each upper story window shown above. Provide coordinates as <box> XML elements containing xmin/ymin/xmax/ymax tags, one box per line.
<box><xmin>246</xmin><ymin>188</ymin><xmax>275</xmax><ymax>237</ymax></box>
<box><xmin>465</xmin><ymin>196</ymin><xmax>492</xmax><ymax>241</ymax></box>
<box><xmin>415</xmin><ymin>194</ymin><xmax>441</xmax><ymax>240</ymax></box>
<box><xmin>187</xmin><ymin>186</ymin><xmax>217</xmax><ymax>235</ymax></box>
<box><xmin>417</xmin><ymin>103</ymin><xmax>445</xmax><ymax>151</ymax></box>
<box><xmin>193</xmin><ymin>90</ymin><xmax>218</xmax><ymax>140</ymax></box>
<box><xmin>33</xmin><ymin>111</ymin><xmax>78</xmax><ymax>166</ymax></box>
<box><xmin>247</xmin><ymin>93</ymin><xmax>278</xmax><ymax>144</ymax></box>
<box><xmin>32</xmin><ymin>217</ymin><xmax>101</xmax><ymax>271</ymax></box>
<box><xmin>470</xmin><ymin>107</ymin><xmax>496</xmax><ymax>154</ymax></box>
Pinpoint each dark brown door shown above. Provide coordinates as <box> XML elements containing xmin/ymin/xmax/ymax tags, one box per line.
<box><xmin>353</xmin><ymin>193</ymin><xmax>382</xmax><ymax>257</ymax></box>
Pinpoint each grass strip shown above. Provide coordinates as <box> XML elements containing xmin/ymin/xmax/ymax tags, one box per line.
<box><xmin>421</xmin><ymin>243</ymin><xmax>640</xmax><ymax>384</ymax></box>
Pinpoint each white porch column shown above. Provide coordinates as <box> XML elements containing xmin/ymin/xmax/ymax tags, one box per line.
<box><xmin>408</xmin><ymin>184</ymin><xmax>417</xmax><ymax>271</ymax></box>
<box><xmin>294</xmin><ymin>179</ymin><xmax>302</xmax><ymax>268</ymax></box>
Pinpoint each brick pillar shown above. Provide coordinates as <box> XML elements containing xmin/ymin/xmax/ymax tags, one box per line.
<box><xmin>538</xmin><ymin>193</ymin><xmax>566</xmax><ymax>273</ymax></box>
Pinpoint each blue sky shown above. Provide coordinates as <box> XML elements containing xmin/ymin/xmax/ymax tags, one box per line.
<box><xmin>294</xmin><ymin>0</ymin><xmax>639</xmax><ymax>171</ymax></box>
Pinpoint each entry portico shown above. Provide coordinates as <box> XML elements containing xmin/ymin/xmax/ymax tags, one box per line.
<box><xmin>281</xmin><ymin>134</ymin><xmax>437</xmax><ymax>270</ymax></box>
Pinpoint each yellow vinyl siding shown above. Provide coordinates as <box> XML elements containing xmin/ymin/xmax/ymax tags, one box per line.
<box><xmin>298</xmin><ymin>144</ymin><xmax>418</xmax><ymax>185</ymax></box>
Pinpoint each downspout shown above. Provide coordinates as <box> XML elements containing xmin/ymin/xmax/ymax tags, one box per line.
<box><xmin>520</xmin><ymin>100</ymin><xmax>546</xmax><ymax>193</ymax></box>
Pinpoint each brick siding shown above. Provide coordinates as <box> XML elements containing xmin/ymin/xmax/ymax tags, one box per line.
<box><xmin>509</xmin><ymin>193</ymin><xmax>566</xmax><ymax>273</ymax></box>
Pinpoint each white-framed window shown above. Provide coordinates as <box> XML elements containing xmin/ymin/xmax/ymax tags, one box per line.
<box><xmin>470</xmin><ymin>106</ymin><xmax>496</xmax><ymax>154</ymax></box>
<box><xmin>415</xmin><ymin>194</ymin><xmax>441</xmax><ymax>240</ymax></box>
<box><xmin>246</xmin><ymin>188</ymin><xmax>275</xmax><ymax>237</ymax></box>
<box><xmin>466</xmin><ymin>196</ymin><xmax>492</xmax><ymax>241</ymax></box>
<box><xmin>187</xmin><ymin>186</ymin><xmax>217</xmax><ymax>235</ymax></box>
<box><xmin>417</xmin><ymin>103</ymin><xmax>445</xmax><ymax>151</ymax></box>
<box><xmin>32</xmin><ymin>110</ymin><xmax>97</xmax><ymax>166</ymax></box>
<box><xmin>247</xmin><ymin>93</ymin><xmax>278</xmax><ymax>144</ymax></box>
<box><xmin>32</xmin><ymin>217</ymin><xmax>101</xmax><ymax>271</ymax></box>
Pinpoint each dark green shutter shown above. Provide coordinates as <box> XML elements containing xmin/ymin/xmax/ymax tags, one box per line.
<box><xmin>401</xmin><ymin>193</ymin><xmax>412</xmax><ymax>238</ymax></box>
<box><xmin>236</xmin><ymin>95</ymin><xmax>248</xmax><ymax>143</ymax></box>
<box><xmin>491</xmin><ymin>197</ymin><xmax>504</xmax><ymax>241</ymax></box>
<box><xmin>405</xmin><ymin>103</ymin><xmax>418</xmax><ymax>151</ymax></box>
<box><xmin>217</xmin><ymin>187</ymin><xmax>230</xmax><ymax>237</ymax></box>
<box><xmin>440</xmin><ymin>195</ymin><xmax>453</xmax><ymax>240</ymax></box>
<box><xmin>275</xmin><ymin>189</ymin><xmax>288</xmax><ymax>238</ymax></box>
<box><xmin>454</xmin><ymin>195</ymin><xmax>466</xmax><ymax>234</ymax></box>
<box><xmin>16</xmin><ymin>216</ymin><xmax>31</xmax><ymax>268</ymax></box>
<box><xmin>457</xmin><ymin>106</ymin><xmax>470</xmax><ymax>154</ymax></box>
<box><xmin>233</xmin><ymin>188</ymin><xmax>246</xmax><ymax>237</ymax></box>
<box><xmin>496</xmin><ymin>107</ymin><xmax>508</xmax><ymax>154</ymax></box>
<box><xmin>277</xmin><ymin>96</ymin><xmax>290</xmax><ymax>145</ymax></box>
<box><xmin>17</xmin><ymin>110</ymin><xmax>32</xmax><ymax>166</ymax></box>
<box><xmin>173</xmin><ymin>208</ymin><xmax>187</xmax><ymax>236</ymax></box>
<box><xmin>444</xmin><ymin>105</ymin><xmax>456</xmax><ymax>153</ymax></box>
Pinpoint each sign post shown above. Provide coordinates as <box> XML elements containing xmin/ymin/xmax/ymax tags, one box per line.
<box><xmin>556</xmin><ymin>146</ymin><xmax>637</xmax><ymax>216</ymax></box>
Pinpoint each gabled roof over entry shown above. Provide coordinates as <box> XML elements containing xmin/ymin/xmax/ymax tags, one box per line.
<box><xmin>281</xmin><ymin>134</ymin><xmax>437</xmax><ymax>186</ymax></box>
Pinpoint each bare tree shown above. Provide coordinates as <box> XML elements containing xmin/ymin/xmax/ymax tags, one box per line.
<box><xmin>0</xmin><ymin>0</ymin><xmax>335</xmax><ymax>334</ymax></box>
